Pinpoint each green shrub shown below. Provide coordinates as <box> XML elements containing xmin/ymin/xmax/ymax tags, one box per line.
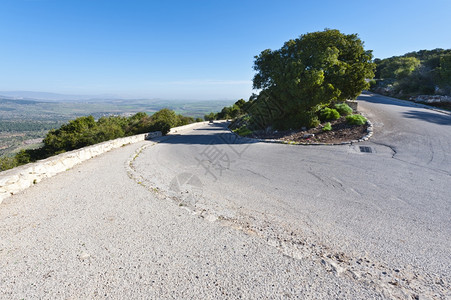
<box><xmin>334</xmin><ymin>103</ymin><xmax>353</xmax><ymax>116</ymax></box>
<box><xmin>308</xmin><ymin>115</ymin><xmax>320</xmax><ymax>128</ymax></box>
<box><xmin>322</xmin><ymin>122</ymin><xmax>332</xmax><ymax>131</ymax></box>
<box><xmin>204</xmin><ymin>112</ymin><xmax>216</xmax><ymax>121</ymax></box>
<box><xmin>151</xmin><ymin>108</ymin><xmax>179</xmax><ymax>128</ymax></box>
<box><xmin>233</xmin><ymin>126</ymin><xmax>252</xmax><ymax>137</ymax></box>
<box><xmin>271</xmin><ymin>110</ymin><xmax>320</xmax><ymax>130</ymax></box>
<box><xmin>15</xmin><ymin>150</ymin><xmax>31</xmax><ymax>165</ymax></box>
<box><xmin>1</xmin><ymin>108</ymin><xmax>193</xmax><ymax>172</ymax></box>
<box><xmin>177</xmin><ymin>114</ymin><xmax>194</xmax><ymax>126</ymax></box>
<box><xmin>0</xmin><ymin>155</ymin><xmax>17</xmax><ymax>172</ymax></box>
<box><xmin>319</xmin><ymin>108</ymin><xmax>341</xmax><ymax>121</ymax></box>
<box><xmin>346</xmin><ymin>114</ymin><xmax>367</xmax><ymax>125</ymax></box>
<box><xmin>149</xmin><ymin>120</ymin><xmax>171</xmax><ymax>135</ymax></box>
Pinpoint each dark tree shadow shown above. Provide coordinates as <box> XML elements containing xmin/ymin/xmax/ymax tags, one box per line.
<box><xmin>357</xmin><ymin>92</ymin><xmax>422</xmax><ymax>108</ymax></box>
<box><xmin>152</xmin><ymin>123</ymin><xmax>259</xmax><ymax>145</ymax></box>
<box><xmin>402</xmin><ymin>110</ymin><xmax>451</xmax><ymax>126</ymax></box>
<box><xmin>357</xmin><ymin>92</ymin><xmax>451</xmax><ymax>113</ymax></box>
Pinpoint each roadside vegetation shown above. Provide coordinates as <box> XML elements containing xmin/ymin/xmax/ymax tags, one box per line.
<box><xmin>0</xmin><ymin>97</ymin><xmax>232</xmax><ymax>158</ymax></box>
<box><xmin>0</xmin><ymin>108</ymin><xmax>198</xmax><ymax>172</ymax></box>
<box><xmin>206</xmin><ymin>29</ymin><xmax>372</xmax><ymax>140</ymax></box>
<box><xmin>371</xmin><ymin>49</ymin><xmax>451</xmax><ymax>109</ymax></box>
<box><xmin>5</xmin><ymin>31</ymin><xmax>448</xmax><ymax>170</ymax></box>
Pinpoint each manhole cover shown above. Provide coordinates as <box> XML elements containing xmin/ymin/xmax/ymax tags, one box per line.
<box><xmin>359</xmin><ymin>146</ymin><xmax>372</xmax><ymax>153</ymax></box>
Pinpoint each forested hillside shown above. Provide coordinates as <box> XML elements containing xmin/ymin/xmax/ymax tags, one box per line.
<box><xmin>371</xmin><ymin>48</ymin><xmax>451</xmax><ymax>98</ymax></box>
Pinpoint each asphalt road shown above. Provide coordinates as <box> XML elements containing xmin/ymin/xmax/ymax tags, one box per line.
<box><xmin>0</xmin><ymin>93</ymin><xmax>450</xmax><ymax>299</ymax></box>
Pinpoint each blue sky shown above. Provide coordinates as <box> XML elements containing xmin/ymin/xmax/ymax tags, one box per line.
<box><xmin>1</xmin><ymin>0</ymin><xmax>450</xmax><ymax>100</ymax></box>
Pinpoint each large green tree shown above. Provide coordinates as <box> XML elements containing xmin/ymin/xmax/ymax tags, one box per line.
<box><xmin>251</xmin><ymin>29</ymin><xmax>374</xmax><ymax>129</ymax></box>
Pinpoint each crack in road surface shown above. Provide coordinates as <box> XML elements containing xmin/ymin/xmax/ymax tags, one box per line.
<box><xmin>2</xmin><ymin>93</ymin><xmax>450</xmax><ymax>299</ymax></box>
<box><xmin>127</xmin><ymin>144</ymin><xmax>450</xmax><ymax>300</ymax></box>
<box><xmin>369</xmin><ymin>141</ymin><xmax>398</xmax><ymax>158</ymax></box>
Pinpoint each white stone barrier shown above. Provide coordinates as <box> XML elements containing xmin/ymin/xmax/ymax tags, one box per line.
<box><xmin>0</xmin><ymin>121</ymin><xmax>208</xmax><ymax>205</ymax></box>
<box><xmin>145</xmin><ymin>131</ymin><xmax>163</xmax><ymax>140</ymax></box>
<box><xmin>169</xmin><ymin>121</ymin><xmax>209</xmax><ymax>134</ymax></box>
<box><xmin>0</xmin><ymin>133</ymin><xmax>150</xmax><ymax>204</ymax></box>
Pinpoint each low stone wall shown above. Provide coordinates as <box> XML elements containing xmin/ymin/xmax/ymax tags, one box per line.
<box><xmin>410</xmin><ymin>95</ymin><xmax>451</xmax><ymax>104</ymax></box>
<box><xmin>169</xmin><ymin>121</ymin><xmax>208</xmax><ymax>134</ymax></box>
<box><xmin>0</xmin><ymin>121</ymin><xmax>212</xmax><ymax>204</ymax></box>
<box><xmin>346</xmin><ymin>100</ymin><xmax>358</xmax><ymax>112</ymax></box>
<box><xmin>0</xmin><ymin>132</ymin><xmax>157</xmax><ymax>204</ymax></box>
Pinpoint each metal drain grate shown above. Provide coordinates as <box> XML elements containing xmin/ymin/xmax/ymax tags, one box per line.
<box><xmin>359</xmin><ymin>146</ymin><xmax>372</xmax><ymax>153</ymax></box>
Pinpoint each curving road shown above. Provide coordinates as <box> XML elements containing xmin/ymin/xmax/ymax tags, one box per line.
<box><xmin>0</xmin><ymin>93</ymin><xmax>450</xmax><ymax>299</ymax></box>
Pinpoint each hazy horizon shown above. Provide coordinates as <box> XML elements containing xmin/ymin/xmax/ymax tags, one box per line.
<box><xmin>1</xmin><ymin>0</ymin><xmax>450</xmax><ymax>99</ymax></box>
<box><xmin>0</xmin><ymin>90</ymin><xmax>241</xmax><ymax>102</ymax></box>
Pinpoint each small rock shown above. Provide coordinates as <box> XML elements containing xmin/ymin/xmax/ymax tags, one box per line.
<box><xmin>79</xmin><ymin>252</ymin><xmax>91</xmax><ymax>260</ymax></box>
<box><xmin>303</xmin><ymin>134</ymin><xmax>315</xmax><ymax>139</ymax></box>
<box><xmin>205</xmin><ymin>214</ymin><xmax>218</xmax><ymax>222</ymax></box>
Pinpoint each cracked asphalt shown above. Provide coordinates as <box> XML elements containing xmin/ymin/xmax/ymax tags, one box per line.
<box><xmin>1</xmin><ymin>93</ymin><xmax>450</xmax><ymax>299</ymax></box>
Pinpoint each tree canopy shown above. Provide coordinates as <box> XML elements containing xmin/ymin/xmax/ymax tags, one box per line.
<box><xmin>372</xmin><ymin>48</ymin><xmax>451</xmax><ymax>97</ymax></box>
<box><xmin>251</xmin><ymin>29</ymin><xmax>374</xmax><ymax>129</ymax></box>
<box><xmin>439</xmin><ymin>54</ymin><xmax>451</xmax><ymax>90</ymax></box>
<box><xmin>1</xmin><ymin>108</ymin><xmax>200</xmax><ymax>172</ymax></box>
<box><xmin>379</xmin><ymin>57</ymin><xmax>420</xmax><ymax>80</ymax></box>
<box><xmin>203</xmin><ymin>99</ymin><xmax>248</xmax><ymax>121</ymax></box>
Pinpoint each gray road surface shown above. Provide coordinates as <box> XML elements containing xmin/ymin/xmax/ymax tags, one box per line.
<box><xmin>0</xmin><ymin>93</ymin><xmax>450</xmax><ymax>299</ymax></box>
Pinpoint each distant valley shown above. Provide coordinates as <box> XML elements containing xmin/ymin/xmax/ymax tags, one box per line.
<box><xmin>0</xmin><ymin>93</ymin><xmax>234</xmax><ymax>157</ymax></box>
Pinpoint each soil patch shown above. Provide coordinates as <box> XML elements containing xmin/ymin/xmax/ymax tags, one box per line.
<box><xmin>248</xmin><ymin>117</ymin><xmax>369</xmax><ymax>144</ymax></box>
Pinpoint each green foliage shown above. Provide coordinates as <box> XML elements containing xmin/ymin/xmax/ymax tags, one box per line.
<box><xmin>309</xmin><ymin>116</ymin><xmax>321</xmax><ymax>128</ymax></box>
<box><xmin>234</xmin><ymin>99</ymin><xmax>246</xmax><ymax>109</ymax></box>
<box><xmin>229</xmin><ymin>105</ymin><xmax>241</xmax><ymax>119</ymax></box>
<box><xmin>177</xmin><ymin>114</ymin><xmax>195</xmax><ymax>126</ymax></box>
<box><xmin>43</xmin><ymin>116</ymin><xmax>98</xmax><ymax>153</ymax></box>
<box><xmin>96</xmin><ymin>116</ymin><xmax>126</xmax><ymax>140</ymax></box>
<box><xmin>319</xmin><ymin>108</ymin><xmax>341</xmax><ymax>121</ymax></box>
<box><xmin>346</xmin><ymin>114</ymin><xmax>367</xmax><ymax>125</ymax></box>
<box><xmin>439</xmin><ymin>54</ymin><xmax>451</xmax><ymax>91</ymax></box>
<box><xmin>195</xmin><ymin>117</ymin><xmax>203</xmax><ymax>122</ymax></box>
<box><xmin>204</xmin><ymin>112</ymin><xmax>216</xmax><ymax>121</ymax></box>
<box><xmin>151</xmin><ymin>108</ymin><xmax>179</xmax><ymax>128</ymax></box>
<box><xmin>373</xmin><ymin>48</ymin><xmax>451</xmax><ymax>97</ymax></box>
<box><xmin>215</xmin><ymin>104</ymin><xmax>241</xmax><ymax>120</ymax></box>
<box><xmin>126</xmin><ymin>112</ymin><xmax>152</xmax><ymax>134</ymax></box>
<box><xmin>14</xmin><ymin>150</ymin><xmax>31</xmax><ymax>165</ymax></box>
<box><xmin>217</xmin><ymin>106</ymin><xmax>231</xmax><ymax>119</ymax></box>
<box><xmin>394</xmin><ymin>70</ymin><xmax>435</xmax><ymax>95</ymax></box>
<box><xmin>233</xmin><ymin>125</ymin><xmax>252</xmax><ymax>137</ymax></box>
<box><xmin>0</xmin><ymin>120</ymin><xmax>62</xmax><ymax>132</ymax></box>
<box><xmin>0</xmin><ymin>108</ymin><xmax>194</xmax><ymax>172</ymax></box>
<box><xmin>251</xmin><ymin>29</ymin><xmax>374</xmax><ymax>129</ymax></box>
<box><xmin>322</xmin><ymin>122</ymin><xmax>332</xmax><ymax>131</ymax></box>
<box><xmin>0</xmin><ymin>155</ymin><xmax>17</xmax><ymax>172</ymax></box>
<box><xmin>206</xmin><ymin>98</ymin><xmax>249</xmax><ymax>122</ymax></box>
<box><xmin>148</xmin><ymin>120</ymin><xmax>171</xmax><ymax>135</ymax></box>
<box><xmin>380</xmin><ymin>57</ymin><xmax>420</xmax><ymax>80</ymax></box>
<box><xmin>334</xmin><ymin>103</ymin><xmax>353</xmax><ymax>116</ymax></box>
